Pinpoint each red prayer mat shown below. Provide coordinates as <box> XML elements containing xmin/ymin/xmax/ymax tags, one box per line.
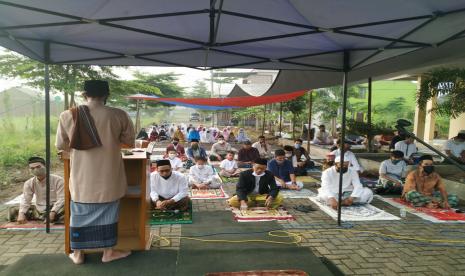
<box><xmin>0</xmin><ymin>221</ymin><xmax>64</xmax><ymax>230</ymax></box>
<box><xmin>391</xmin><ymin>198</ymin><xmax>465</xmax><ymax>221</ymax></box>
<box><xmin>206</xmin><ymin>270</ymin><xmax>308</xmax><ymax>276</ymax></box>
<box><xmin>189</xmin><ymin>186</ymin><xmax>229</xmax><ymax>199</ymax></box>
<box><xmin>231</xmin><ymin>207</ymin><xmax>294</xmax><ymax>222</ymax></box>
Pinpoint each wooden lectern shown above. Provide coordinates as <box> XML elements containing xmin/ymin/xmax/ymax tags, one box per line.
<box><xmin>63</xmin><ymin>151</ymin><xmax>151</xmax><ymax>254</ymax></box>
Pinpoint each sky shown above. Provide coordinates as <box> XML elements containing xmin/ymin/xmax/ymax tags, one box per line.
<box><xmin>0</xmin><ymin>46</ymin><xmax>249</xmax><ymax>95</ymax></box>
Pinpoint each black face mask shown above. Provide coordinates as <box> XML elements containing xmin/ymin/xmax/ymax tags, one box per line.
<box><xmin>173</xmin><ymin>142</ymin><xmax>178</xmax><ymax>146</ymax></box>
<box><xmin>336</xmin><ymin>167</ymin><xmax>348</xmax><ymax>174</ymax></box>
<box><xmin>423</xmin><ymin>165</ymin><xmax>434</xmax><ymax>175</ymax></box>
<box><xmin>161</xmin><ymin>173</ymin><xmax>172</xmax><ymax>180</ymax></box>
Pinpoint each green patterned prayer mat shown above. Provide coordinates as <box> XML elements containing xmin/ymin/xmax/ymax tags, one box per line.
<box><xmin>215</xmin><ymin>167</ymin><xmax>240</xmax><ymax>183</ymax></box>
<box><xmin>149</xmin><ymin>202</ymin><xmax>193</xmax><ymax>225</ymax></box>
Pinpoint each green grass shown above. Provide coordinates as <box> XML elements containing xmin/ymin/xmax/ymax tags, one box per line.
<box><xmin>351</xmin><ymin>80</ymin><xmax>417</xmax><ymax>108</ymax></box>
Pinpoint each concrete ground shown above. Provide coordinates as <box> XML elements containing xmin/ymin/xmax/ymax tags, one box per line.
<box><xmin>1</xmin><ymin>140</ymin><xmax>465</xmax><ymax>275</ymax></box>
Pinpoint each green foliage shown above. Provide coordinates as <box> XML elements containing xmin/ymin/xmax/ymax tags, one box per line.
<box><xmin>0</xmin><ymin>51</ymin><xmax>117</xmax><ymax>109</ymax></box>
<box><xmin>418</xmin><ymin>67</ymin><xmax>465</xmax><ymax>118</ymax></box>
<box><xmin>346</xmin><ymin>119</ymin><xmax>393</xmax><ymax>137</ymax></box>
<box><xmin>191</xmin><ymin>80</ymin><xmax>210</xmax><ymax>98</ymax></box>
<box><xmin>108</xmin><ymin>79</ymin><xmax>161</xmax><ymax>108</ymax></box>
<box><xmin>133</xmin><ymin>71</ymin><xmax>184</xmax><ymax>98</ymax></box>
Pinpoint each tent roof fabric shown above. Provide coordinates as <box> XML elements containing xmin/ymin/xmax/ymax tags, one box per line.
<box><xmin>1</xmin><ymin>1</ymin><xmax>465</xmax><ymax>76</ymax></box>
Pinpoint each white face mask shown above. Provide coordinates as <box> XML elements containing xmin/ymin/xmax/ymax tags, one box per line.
<box><xmin>197</xmin><ymin>164</ymin><xmax>205</xmax><ymax>169</ymax></box>
<box><xmin>252</xmin><ymin>171</ymin><xmax>265</xmax><ymax>177</ymax></box>
<box><xmin>285</xmin><ymin>153</ymin><xmax>292</xmax><ymax>158</ymax></box>
<box><xmin>168</xmin><ymin>154</ymin><xmax>176</xmax><ymax>159</ymax></box>
<box><xmin>219</xmin><ymin>140</ymin><xmax>225</xmax><ymax>144</ymax></box>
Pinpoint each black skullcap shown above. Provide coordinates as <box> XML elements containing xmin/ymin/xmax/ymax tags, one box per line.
<box><xmin>190</xmin><ymin>139</ymin><xmax>199</xmax><ymax>142</ymax></box>
<box><xmin>243</xmin><ymin>140</ymin><xmax>252</xmax><ymax>145</ymax></box>
<box><xmin>28</xmin><ymin>156</ymin><xmax>45</xmax><ymax>165</ymax></box>
<box><xmin>156</xmin><ymin>159</ymin><xmax>171</xmax><ymax>167</ymax></box>
<box><xmin>419</xmin><ymin>155</ymin><xmax>433</xmax><ymax>162</ymax></box>
<box><xmin>254</xmin><ymin>158</ymin><xmax>268</xmax><ymax>166</ymax></box>
<box><xmin>84</xmin><ymin>80</ymin><xmax>109</xmax><ymax>97</ymax></box>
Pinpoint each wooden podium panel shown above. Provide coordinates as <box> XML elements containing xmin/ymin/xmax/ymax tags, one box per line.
<box><xmin>64</xmin><ymin>151</ymin><xmax>151</xmax><ymax>254</ymax></box>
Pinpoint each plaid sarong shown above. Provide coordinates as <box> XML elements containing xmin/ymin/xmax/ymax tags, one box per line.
<box><xmin>405</xmin><ymin>191</ymin><xmax>458</xmax><ymax>207</ymax></box>
<box><xmin>70</xmin><ymin>200</ymin><xmax>119</xmax><ymax>250</ymax></box>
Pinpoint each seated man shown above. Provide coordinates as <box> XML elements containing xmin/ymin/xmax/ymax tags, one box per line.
<box><xmin>8</xmin><ymin>157</ymin><xmax>65</xmax><ymax>223</ymax></box>
<box><xmin>186</xmin><ymin>139</ymin><xmax>208</xmax><ymax>161</ymax></box>
<box><xmin>312</xmin><ymin>124</ymin><xmax>333</xmax><ymax>145</ymax></box>
<box><xmin>165</xmin><ymin>149</ymin><xmax>183</xmax><ymax>171</ymax></box>
<box><xmin>402</xmin><ymin>155</ymin><xmax>458</xmax><ymax>208</ymax></box>
<box><xmin>210</xmin><ymin>135</ymin><xmax>232</xmax><ymax>161</ymax></box>
<box><xmin>444</xmin><ymin>130</ymin><xmax>465</xmax><ymax>164</ymax></box>
<box><xmin>267</xmin><ymin>149</ymin><xmax>302</xmax><ymax>190</ymax></box>
<box><xmin>237</xmin><ymin>140</ymin><xmax>261</xmax><ymax>168</ymax></box>
<box><xmin>376</xmin><ymin>150</ymin><xmax>407</xmax><ymax>194</ymax></box>
<box><xmin>293</xmin><ymin>139</ymin><xmax>315</xmax><ymax>171</ymax></box>
<box><xmin>150</xmin><ymin>160</ymin><xmax>190</xmax><ymax>211</ymax></box>
<box><xmin>394</xmin><ymin>134</ymin><xmax>417</xmax><ymax>164</ymax></box>
<box><xmin>252</xmin><ymin>135</ymin><xmax>272</xmax><ymax>159</ymax></box>
<box><xmin>283</xmin><ymin>145</ymin><xmax>311</xmax><ymax>176</ymax></box>
<box><xmin>228</xmin><ymin>158</ymin><xmax>283</xmax><ymax>210</ymax></box>
<box><xmin>136</xmin><ymin>128</ymin><xmax>149</xmax><ymax>140</ymax></box>
<box><xmin>164</xmin><ymin>137</ymin><xmax>187</xmax><ymax>161</ymax></box>
<box><xmin>331</xmin><ymin>139</ymin><xmax>362</xmax><ymax>173</ymax></box>
<box><xmin>219</xmin><ymin>151</ymin><xmax>241</xmax><ymax>177</ymax></box>
<box><xmin>188</xmin><ymin>157</ymin><xmax>220</xmax><ymax>189</ymax></box>
<box><xmin>318</xmin><ymin>156</ymin><xmax>373</xmax><ymax>210</ymax></box>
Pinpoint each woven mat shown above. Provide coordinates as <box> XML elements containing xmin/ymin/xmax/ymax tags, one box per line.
<box><xmin>149</xmin><ymin>203</ymin><xmax>193</xmax><ymax>225</ymax></box>
<box><xmin>189</xmin><ymin>186</ymin><xmax>229</xmax><ymax>199</ymax></box>
<box><xmin>0</xmin><ymin>221</ymin><xmax>64</xmax><ymax>230</ymax></box>
<box><xmin>231</xmin><ymin>207</ymin><xmax>294</xmax><ymax>222</ymax></box>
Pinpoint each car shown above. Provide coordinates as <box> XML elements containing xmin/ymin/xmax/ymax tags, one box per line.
<box><xmin>190</xmin><ymin>112</ymin><xmax>200</xmax><ymax>122</ymax></box>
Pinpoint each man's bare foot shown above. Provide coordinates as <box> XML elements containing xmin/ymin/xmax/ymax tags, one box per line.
<box><xmin>69</xmin><ymin>251</ymin><xmax>84</xmax><ymax>265</ymax></box>
<box><xmin>102</xmin><ymin>250</ymin><xmax>131</xmax><ymax>263</ymax></box>
<box><xmin>425</xmin><ymin>202</ymin><xmax>438</xmax><ymax>209</ymax></box>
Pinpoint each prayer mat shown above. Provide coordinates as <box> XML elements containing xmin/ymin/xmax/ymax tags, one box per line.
<box><xmin>206</xmin><ymin>270</ymin><xmax>308</xmax><ymax>276</ymax></box>
<box><xmin>149</xmin><ymin>203</ymin><xmax>193</xmax><ymax>225</ymax></box>
<box><xmin>215</xmin><ymin>167</ymin><xmax>245</xmax><ymax>184</ymax></box>
<box><xmin>189</xmin><ymin>186</ymin><xmax>229</xmax><ymax>199</ymax></box>
<box><xmin>295</xmin><ymin>175</ymin><xmax>319</xmax><ymax>183</ymax></box>
<box><xmin>5</xmin><ymin>194</ymin><xmax>36</xmax><ymax>205</ymax></box>
<box><xmin>0</xmin><ymin>221</ymin><xmax>64</xmax><ymax>230</ymax></box>
<box><xmin>374</xmin><ymin>195</ymin><xmax>465</xmax><ymax>223</ymax></box>
<box><xmin>208</xmin><ymin>160</ymin><xmax>222</xmax><ymax>167</ymax></box>
<box><xmin>279</xmin><ymin>188</ymin><xmax>317</xmax><ymax>199</ymax></box>
<box><xmin>308</xmin><ymin>197</ymin><xmax>400</xmax><ymax>221</ymax></box>
<box><xmin>231</xmin><ymin>207</ymin><xmax>294</xmax><ymax>222</ymax></box>
<box><xmin>360</xmin><ymin>177</ymin><xmax>379</xmax><ymax>188</ymax></box>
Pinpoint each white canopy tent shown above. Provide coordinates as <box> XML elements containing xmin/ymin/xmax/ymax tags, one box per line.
<box><xmin>2</xmin><ymin>0</ymin><xmax>465</xmax><ymax>227</ymax></box>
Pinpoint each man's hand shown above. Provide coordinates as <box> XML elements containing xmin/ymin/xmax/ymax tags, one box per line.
<box><xmin>328</xmin><ymin>198</ymin><xmax>338</xmax><ymax>210</ymax></box>
<box><xmin>278</xmin><ymin>179</ymin><xmax>286</xmax><ymax>187</ymax></box>
<box><xmin>342</xmin><ymin>197</ymin><xmax>354</xmax><ymax>206</ymax></box>
<box><xmin>297</xmin><ymin>161</ymin><xmax>305</xmax><ymax>167</ymax></box>
<box><xmin>426</xmin><ymin>202</ymin><xmax>438</xmax><ymax>209</ymax></box>
<box><xmin>17</xmin><ymin>212</ymin><xmax>27</xmax><ymax>224</ymax></box>
<box><xmin>155</xmin><ymin>200</ymin><xmax>164</xmax><ymax>209</ymax></box>
<box><xmin>57</xmin><ymin>151</ymin><xmax>70</xmax><ymax>160</ymax></box>
<box><xmin>265</xmin><ymin>196</ymin><xmax>274</xmax><ymax>208</ymax></box>
<box><xmin>240</xmin><ymin>200</ymin><xmax>248</xmax><ymax>211</ymax></box>
<box><xmin>442</xmin><ymin>201</ymin><xmax>451</xmax><ymax>209</ymax></box>
<box><xmin>45</xmin><ymin>211</ymin><xmax>56</xmax><ymax>223</ymax></box>
<box><xmin>197</xmin><ymin>183</ymin><xmax>208</xmax><ymax>189</ymax></box>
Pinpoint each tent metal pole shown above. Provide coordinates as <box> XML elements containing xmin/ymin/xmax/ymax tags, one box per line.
<box><xmin>279</xmin><ymin>102</ymin><xmax>283</xmax><ymax>137</ymax></box>
<box><xmin>337</xmin><ymin>51</ymin><xmax>350</xmax><ymax>226</ymax></box>
<box><xmin>307</xmin><ymin>90</ymin><xmax>313</xmax><ymax>153</ymax></box>
<box><xmin>44</xmin><ymin>41</ymin><xmax>51</xmax><ymax>233</ymax></box>
<box><xmin>367</xmin><ymin>77</ymin><xmax>372</xmax><ymax>152</ymax></box>
<box><xmin>261</xmin><ymin>105</ymin><xmax>266</xmax><ymax>136</ymax></box>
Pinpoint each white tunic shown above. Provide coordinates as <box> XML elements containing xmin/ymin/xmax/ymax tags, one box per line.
<box><xmin>166</xmin><ymin>157</ymin><xmax>183</xmax><ymax>170</ymax></box>
<box><xmin>220</xmin><ymin>159</ymin><xmax>238</xmax><ymax>171</ymax></box>
<box><xmin>189</xmin><ymin>165</ymin><xmax>216</xmax><ymax>184</ymax></box>
<box><xmin>394</xmin><ymin>141</ymin><xmax>417</xmax><ymax>158</ymax></box>
<box><xmin>150</xmin><ymin>171</ymin><xmax>188</xmax><ymax>202</ymax></box>
<box><xmin>444</xmin><ymin>139</ymin><xmax>465</xmax><ymax>158</ymax></box>
<box><xmin>318</xmin><ymin>166</ymin><xmax>372</xmax><ymax>203</ymax></box>
<box><xmin>252</xmin><ymin>142</ymin><xmax>272</xmax><ymax>158</ymax></box>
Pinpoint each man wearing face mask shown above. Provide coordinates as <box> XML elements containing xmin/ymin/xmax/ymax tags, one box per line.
<box><xmin>188</xmin><ymin>157</ymin><xmax>220</xmax><ymax>189</ymax></box>
<box><xmin>376</xmin><ymin>150</ymin><xmax>407</xmax><ymax>194</ymax></box>
<box><xmin>318</xmin><ymin>156</ymin><xmax>373</xmax><ymax>210</ymax></box>
<box><xmin>444</xmin><ymin>130</ymin><xmax>465</xmax><ymax>164</ymax></box>
<box><xmin>164</xmin><ymin>137</ymin><xmax>187</xmax><ymax>161</ymax></box>
<box><xmin>267</xmin><ymin>149</ymin><xmax>302</xmax><ymax>190</ymax></box>
<box><xmin>210</xmin><ymin>135</ymin><xmax>233</xmax><ymax>161</ymax></box>
<box><xmin>186</xmin><ymin>139</ymin><xmax>207</xmax><ymax>161</ymax></box>
<box><xmin>394</xmin><ymin>134</ymin><xmax>418</xmax><ymax>164</ymax></box>
<box><xmin>228</xmin><ymin>158</ymin><xmax>282</xmax><ymax>210</ymax></box>
<box><xmin>150</xmin><ymin>159</ymin><xmax>190</xmax><ymax>211</ymax></box>
<box><xmin>165</xmin><ymin>149</ymin><xmax>184</xmax><ymax>172</ymax></box>
<box><xmin>252</xmin><ymin>135</ymin><xmax>272</xmax><ymax>159</ymax></box>
<box><xmin>7</xmin><ymin>157</ymin><xmax>64</xmax><ymax>224</ymax></box>
<box><xmin>402</xmin><ymin>155</ymin><xmax>458</xmax><ymax>209</ymax></box>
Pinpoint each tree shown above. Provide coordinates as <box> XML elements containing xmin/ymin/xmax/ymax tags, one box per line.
<box><xmin>205</xmin><ymin>69</ymin><xmax>237</xmax><ymax>97</ymax></box>
<box><xmin>191</xmin><ymin>80</ymin><xmax>210</xmax><ymax>98</ymax></box>
<box><xmin>283</xmin><ymin>96</ymin><xmax>307</xmax><ymax>139</ymax></box>
<box><xmin>133</xmin><ymin>71</ymin><xmax>184</xmax><ymax>98</ymax></box>
<box><xmin>418</xmin><ymin>67</ymin><xmax>465</xmax><ymax>118</ymax></box>
<box><xmin>0</xmin><ymin>51</ymin><xmax>117</xmax><ymax>110</ymax></box>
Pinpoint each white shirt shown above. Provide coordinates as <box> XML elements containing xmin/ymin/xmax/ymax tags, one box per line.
<box><xmin>20</xmin><ymin>174</ymin><xmax>64</xmax><ymax>214</ymax></box>
<box><xmin>444</xmin><ymin>139</ymin><xmax>465</xmax><ymax>158</ymax></box>
<box><xmin>220</xmin><ymin>159</ymin><xmax>238</xmax><ymax>171</ymax></box>
<box><xmin>189</xmin><ymin>165</ymin><xmax>216</xmax><ymax>184</ymax></box>
<box><xmin>394</xmin><ymin>141</ymin><xmax>417</xmax><ymax>158</ymax></box>
<box><xmin>318</xmin><ymin>166</ymin><xmax>364</xmax><ymax>198</ymax></box>
<box><xmin>379</xmin><ymin>159</ymin><xmax>407</xmax><ymax>180</ymax></box>
<box><xmin>150</xmin><ymin>171</ymin><xmax>188</xmax><ymax>202</ymax></box>
<box><xmin>253</xmin><ymin>175</ymin><xmax>261</xmax><ymax>194</ymax></box>
<box><xmin>313</xmin><ymin>130</ymin><xmax>330</xmax><ymax>143</ymax></box>
<box><xmin>330</xmin><ymin>149</ymin><xmax>362</xmax><ymax>171</ymax></box>
<box><xmin>252</xmin><ymin>142</ymin><xmax>271</xmax><ymax>157</ymax></box>
<box><xmin>166</xmin><ymin>157</ymin><xmax>183</xmax><ymax>170</ymax></box>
